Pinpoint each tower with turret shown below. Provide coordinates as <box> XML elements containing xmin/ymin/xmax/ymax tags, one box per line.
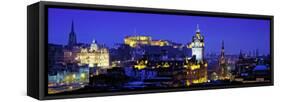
<box><xmin>189</xmin><ymin>24</ymin><xmax>205</xmax><ymax>62</ymax></box>
<box><xmin>219</xmin><ymin>40</ymin><xmax>229</xmax><ymax>80</ymax></box>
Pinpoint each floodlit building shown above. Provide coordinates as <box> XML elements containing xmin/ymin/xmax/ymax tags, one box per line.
<box><xmin>188</xmin><ymin>24</ymin><xmax>205</xmax><ymax>62</ymax></box>
<box><xmin>76</xmin><ymin>40</ymin><xmax>110</xmax><ymax>68</ymax></box>
<box><xmin>184</xmin><ymin>57</ymin><xmax>208</xmax><ymax>85</ymax></box>
<box><xmin>133</xmin><ymin>25</ymin><xmax>208</xmax><ymax>85</ymax></box>
<box><xmin>185</xmin><ymin>25</ymin><xmax>207</xmax><ymax>85</ymax></box>
<box><xmin>124</xmin><ymin>35</ymin><xmax>170</xmax><ymax>47</ymax></box>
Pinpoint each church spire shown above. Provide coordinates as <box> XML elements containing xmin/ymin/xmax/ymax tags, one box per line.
<box><xmin>222</xmin><ymin>40</ymin><xmax>224</xmax><ymax>50</ymax></box>
<box><xmin>71</xmin><ymin>20</ymin><xmax>74</xmax><ymax>33</ymax></box>
<box><xmin>239</xmin><ymin>49</ymin><xmax>244</xmax><ymax>59</ymax></box>
<box><xmin>68</xmin><ymin>20</ymin><xmax>77</xmax><ymax>47</ymax></box>
<box><xmin>196</xmin><ymin>24</ymin><xmax>200</xmax><ymax>33</ymax></box>
<box><xmin>221</xmin><ymin>40</ymin><xmax>225</xmax><ymax>57</ymax></box>
<box><xmin>219</xmin><ymin>40</ymin><xmax>229</xmax><ymax>80</ymax></box>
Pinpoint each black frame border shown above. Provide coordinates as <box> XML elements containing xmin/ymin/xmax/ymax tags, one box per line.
<box><xmin>36</xmin><ymin>1</ymin><xmax>273</xmax><ymax>100</ymax></box>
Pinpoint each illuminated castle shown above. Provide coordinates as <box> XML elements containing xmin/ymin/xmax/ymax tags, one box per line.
<box><xmin>124</xmin><ymin>35</ymin><xmax>169</xmax><ymax>47</ymax></box>
<box><xmin>76</xmin><ymin>40</ymin><xmax>110</xmax><ymax>68</ymax></box>
<box><xmin>188</xmin><ymin>24</ymin><xmax>205</xmax><ymax>62</ymax></box>
<box><xmin>133</xmin><ymin>25</ymin><xmax>208</xmax><ymax>85</ymax></box>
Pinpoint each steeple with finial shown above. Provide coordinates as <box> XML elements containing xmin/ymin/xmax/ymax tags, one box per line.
<box><xmin>219</xmin><ymin>40</ymin><xmax>229</xmax><ymax>80</ymax></box>
<box><xmin>68</xmin><ymin>20</ymin><xmax>77</xmax><ymax>47</ymax></box>
<box><xmin>196</xmin><ymin>24</ymin><xmax>200</xmax><ymax>33</ymax></box>
<box><xmin>221</xmin><ymin>40</ymin><xmax>225</xmax><ymax>58</ymax></box>
<box><xmin>71</xmin><ymin>20</ymin><xmax>74</xmax><ymax>33</ymax></box>
<box><xmin>194</xmin><ymin>24</ymin><xmax>203</xmax><ymax>41</ymax></box>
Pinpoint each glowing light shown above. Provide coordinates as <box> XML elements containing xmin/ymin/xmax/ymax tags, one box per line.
<box><xmin>204</xmin><ymin>63</ymin><xmax>208</xmax><ymax>67</ymax></box>
<box><xmin>89</xmin><ymin>63</ymin><xmax>94</xmax><ymax>67</ymax></box>
<box><xmin>186</xmin><ymin>81</ymin><xmax>191</xmax><ymax>86</ymax></box>
<box><xmin>80</xmin><ymin>73</ymin><xmax>86</xmax><ymax>79</ymax></box>
<box><xmin>192</xmin><ymin>77</ymin><xmax>207</xmax><ymax>84</ymax></box>
<box><xmin>72</xmin><ymin>74</ymin><xmax>76</xmax><ymax>79</ymax></box>
<box><xmin>124</xmin><ymin>36</ymin><xmax>170</xmax><ymax>47</ymax></box>
<box><xmin>190</xmin><ymin>64</ymin><xmax>200</xmax><ymax>70</ymax></box>
<box><xmin>193</xmin><ymin>79</ymin><xmax>199</xmax><ymax>84</ymax></box>
<box><xmin>188</xmin><ymin>43</ymin><xmax>194</xmax><ymax>48</ymax></box>
<box><xmin>140</xmin><ymin>36</ymin><xmax>148</xmax><ymax>40</ymax></box>
<box><xmin>145</xmin><ymin>60</ymin><xmax>148</xmax><ymax>64</ymax></box>
<box><xmin>162</xmin><ymin>62</ymin><xmax>170</xmax><ymax>68</ymax></box>
<box><xmin>134</xmin><ymin>65</ymin><xmax>146</xmax><ymax>70</ymax></box>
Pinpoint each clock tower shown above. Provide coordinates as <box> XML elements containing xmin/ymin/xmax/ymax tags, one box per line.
<box><xmin>189</xmin><ymin>24</ymin><xmax>204</xmax><ymax>62</ymax></box>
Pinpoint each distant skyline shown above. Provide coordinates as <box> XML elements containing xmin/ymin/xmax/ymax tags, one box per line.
<box><xmin>48</xmin><ymin>8</ymin><xmax>270</xmax><ymax>55</ymax></box>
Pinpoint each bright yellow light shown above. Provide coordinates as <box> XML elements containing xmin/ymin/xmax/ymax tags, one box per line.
<box><xmin>140</xmin><ymin>36</ymin><xmax>148</xmax><ymax>40</ymax></box>
<box><xmin>192</xmin><ymin>77</ymin><xmax>207</xmax><ymax>84</ymax></box>
<box><xmin>81</xmin><ymin>73</ymin><xmax>86</xmax><ymax>79</ymax></box>
<box><xmin>190</xmin><ymin>64</ymin><xmax>200</xmax><ymax>70</ymax></box>
<box><xmin>162</xmin><ymin>62</ymin><xmax>170</xmax><ymax>68</ymax></box>
<box><xmin>186</xmin><ymin>81</ymin><xmax>191</xmax><ymax>86</ymax></box>
<box><xmin>188</xmin><ymin>43</ymin><xmax>194</xmax><ymax>48</ymax></box>
<box><xmin>134</xmin><ymin>65</ymin><xmax>146</xmax><ymax>70</ymax></box>
<box><xmin>204</xmin><ymin>63</ymin><xmax>208</xmax><ymax>67</ymax></box>
<box><xmin>200</xmin><ymin>43</ymin><xmax>204</xmax><ymax>47</ymax></box>
<box><xmin>72</xmin><ymin>74</ymin><xmax>76</xmax><ymax>79</ymax></box>
<box><xmin>145</xmin><ymin>60</ymin><xmax>148</xmax><ymax>64</ymax></box>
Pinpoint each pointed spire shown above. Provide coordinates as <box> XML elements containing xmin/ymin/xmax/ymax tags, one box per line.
<box><xmin>196</xmin><ymin>24</ymin><xmax>200</xmax><ymax>32</ymax></box>
<box><xmin>71</xmin><ymin>20</ymin><xmax>74</xmax><ymax>33</ymax></box>
<box><xmin>239</xmin><ymin>49</ymin><xmax>244</xmax><ymax>59</ymax></box>
<box><xmin>222</xmin><ymin>40</ymin><xmax>224</xmax><ymax>49</ymax></box>
<box><xmin>68</xmin><ymin>20</ymin><xmax>77</xmax><ymax>47</ymax></box>
<box><xmin>221</xmin><ymin>40</ymin><xmax>225</xmax><ymax>57</ymax></box>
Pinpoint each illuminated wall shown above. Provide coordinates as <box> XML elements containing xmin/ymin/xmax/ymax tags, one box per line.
<box><xmin>184</xmin><ymin>60</ymin><xmax>208</xmax><ymax>85</ymax></box>
<box><xmin>191</xmin><ymin>48</ymin><xmax>203</xmax><ymax>61</ymax></box>
<box><xmin>124</xmin><ymin>35</ymin><xmax>151</xmax><ymax>47</ymax></box>
<box><xmin>124</xmin><ymin>35</ymin><xmax>169</xmax><ymax>47</ymax></box>
<box><xmin>150</xmin><ymin>40</ymin><xmax>169</xmax><ymax>46</ymax></box>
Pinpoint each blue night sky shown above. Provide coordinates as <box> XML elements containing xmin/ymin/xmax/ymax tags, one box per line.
<box><xmin>48</xmin><ymin>8</ymin><xmax>270</xmax><ymax>55</ymax></box>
